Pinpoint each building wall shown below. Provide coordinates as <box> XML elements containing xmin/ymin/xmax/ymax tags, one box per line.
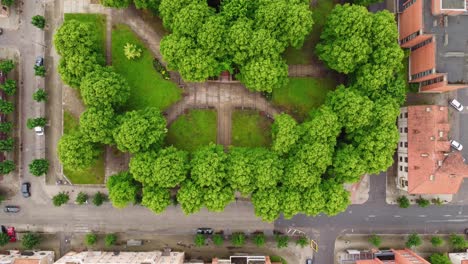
<box><xmin>397</xmin><ymin>107</ymin><xmax>409</xmax><ymax>191</ymax></box>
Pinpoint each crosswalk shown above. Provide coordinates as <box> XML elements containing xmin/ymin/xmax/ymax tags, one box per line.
<box><xmin>73</xmin><ymin>223</ymin><xmax>90</xmax><ymax>233</ymax></box>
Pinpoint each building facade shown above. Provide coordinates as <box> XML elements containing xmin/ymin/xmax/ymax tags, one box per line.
<box><xmin>54</xmin><ymin>251</ymin><xmax>185</xmax><ymax>264</ymax></box>
<box><xmin>356</xmin><ymin>249</ymin><xmax>430</xmax><ymax>264</ymax></box>
<box><xmin>0</xmin><ymin>250</ymin><xmax>55</xmax><ymax>264</ymax></box>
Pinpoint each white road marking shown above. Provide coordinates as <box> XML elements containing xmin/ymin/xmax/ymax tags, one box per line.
<box><xmin>368</xmin><ymin>215</ymin><xmax>376</xmax><ymax>218</ymax></box>
<box><xmin>427</xmin><ymin>219</ymin><xmax>468</xmax><ymax>223</ymax></box>
<box><xmin>394</xmin><ymin>215</ymin><xmax>401</xmax><ymax>218</ymax></box>
<box><xmin>419</xmin><ymin>215</ymin><xmax>427</xmax><ymax>217</ymax></box>
<box><xmin>443</xmin><ymin>215</ymin><xmax>452</xmax><ymax>217</ymax></box>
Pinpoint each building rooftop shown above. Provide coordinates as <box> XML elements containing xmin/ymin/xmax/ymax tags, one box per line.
<box><xmin>441</xmin><ymin>0</ymin><xmax>466</xmax><ymax>9</ymax></box>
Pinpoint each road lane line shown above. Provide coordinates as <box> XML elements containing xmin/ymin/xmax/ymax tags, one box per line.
<box><xmin>419</xmin><ymin>215</ymin><xmax>427</xmax><ymax>217</ymax></box>
<box><xmin>394</xmin><ymin>215</ymin><xmax>401</xmax><ymax>218</ymax></box>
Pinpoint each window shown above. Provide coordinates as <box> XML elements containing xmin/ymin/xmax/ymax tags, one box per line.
<box><xmin>400</xmin><ymin>142</ymin><xmax>403</xmax><ymax>147</ymax></box>
<box><xmin>405</xmin><ymin>113</ymin><xmax>408</xmax><ymax>118</ymax></box>
<box><xmin>404</xmin><ymin>127</ymin><xmax>408</xmax><ymax>133</ymax></box>
<box><xmin>421</xmin><ymin>76</ymin><xmax>444</xmax><ymax>87</ymax></box>
<box><xmin>400</xmin><ymin>128</ymin><xmax>403</xmax><ymax>133</ymax></box>
<box><xmin>402</xmin><ymin>0</ymin><xmax>417</xmax><ymax>11</ymax></box>
<box><xmin>405</xmin><ymin>142</ymin><xmax>408</xmax><ymax>148</ymax></box>
<box><xmin>400</xmin><ymin>31</ymin><xmax>420</xmax><ymax>45</ymax></box>
<box><xmin>405</xmin><ymin>167</ymin><xmax>408</xmax><ymax>172</ymax></box>
<box><xmin>405</xmin><ymin>157</ymin><xmax>408</xmax><ymax>163</ymax></box>
<box><xmin>411</xmin><ymin>69</ymin><xmax>434</xmax><ymax>80</ymax></box>
<box><xmin>400</xmin><ymin>166</ymin><xmax>403</xmax><ymax>171</ymax></box>
<box><xmin>400</xmin><ymin>156</ymin><xmax>403</xmax><ymax>162</ymax></box>
<box><xmin>410</xmin><ymin>38</ymin><xmax>432</xmax><ymax>52</ymax></box>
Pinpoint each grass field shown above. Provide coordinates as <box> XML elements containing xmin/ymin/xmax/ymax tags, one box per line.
<box><xmin>64</xmin><ymin>13</ymin><xmax>106</xmax><ymax>59</ymax></box>
<box><xmin>166</xmin><ymin>110</ymin><xmax>217</xmax><ymax>152</ymax></box>
<box><xmin>62</xmin><ymin>110</ymin><xmax>105</xmax><ymax>184</ymax></box>
<box><xmin>112</xmin><ymin>24</ymin><xmax>181</xmax><ymax>111</ymax></box>
<box><xmin>283</xmin><ymin>0</ymin><xmax>337</xmax><ymax>64</ymax></box>
<box><xmin>272</xmin><ymin>77</ymin><xmax>336</xmax><ymax>121</ymax></box>
<box><xmin>231</xmin><ymin>110</ymin><xmax>272</xmax><ymax>148</ymax></box>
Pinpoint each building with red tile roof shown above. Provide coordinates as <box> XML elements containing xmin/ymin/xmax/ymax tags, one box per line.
<box><xmin>356</xmin><ymin>249</ymin><xmax>429</xmax><ymax>264</ymax></box>
<box><xmin>397</xmin><ymin>0</ymin><xmax>468</xmax><ymax>92</ymax></box>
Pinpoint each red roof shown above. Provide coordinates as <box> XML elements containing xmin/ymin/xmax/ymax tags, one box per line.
<box><xmin>399</xmin><ymin>0</ymin><xmax>423</xmax><ymax>40</ymax></box>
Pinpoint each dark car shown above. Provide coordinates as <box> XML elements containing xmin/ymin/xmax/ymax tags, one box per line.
<box><xmin>197</xmin><ymin>228</ymin><xmax>213</xmax><ymax>235</ymax></box>
<box><xmin>35</xmin><ymin>56</ymin><xmax>43</xmax><ymax>67</ymax></box>
<box><xmin>4</xmin><ymin>205</ymin><xmax>20</xmax><ymax>213</ymax></box>
<box><xmin>21</xmin><ymin>182</ymin><xmax>31</xmax><ymax>198</ymax></box>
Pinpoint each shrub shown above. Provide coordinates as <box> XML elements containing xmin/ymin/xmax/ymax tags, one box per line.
<box><xmin>1</xmin><ymin>0</ymin><xmax>14</xmax><ymax>7</ymax></box>
<box><xmin>33</xmin><ymin>89</ymin><xmax>47</xmax><ymax>102</ymax></box>
<box><xmin>430</xmin><ymin>236</ymin><xmax>443</xmax><ymax>247</ymax></box>
<box><xmin>194</xmin><ymin>234</ymin><xmax>205</xmax><ymax>247</ymax></box>
<box><xmin>0</xmin><ymin>100</ymin><xmax>14</xmax><ymax>114</ymax></box>
<box><xmin>253</xmin><ymin>233</ymin><xmax>266</xmax><ymax>247</ymax></box>
<box><xmin>0</xmin><ymin>138</ymin><xmax>14</xmax><ymax>152</ymax></box>
<box><xmin>432</xmin><ymin>197</ymin><xmax>443</xmax><ymax>206</ymax></box>
<box><xmin>0</xmin><ymin>232</ymin><xmax>9</xmax><ymax>246</ymax></box>
<box><xmin>22</xmin><ymin>233</ymin><xmax>41</xmax><ymax>249</ymax></box>
<box><xmin>1</xmin><ymin>79</ymin><xmax>16</xmax><ymax>95</ymax></box>
<box><xmin>105</xmin><ymin>234</ymin><xmax>117</xmax><ymax>246</ymax></box>
<box><xmin>416</xmin><ymin>197</ymin><xmax>430</xmax><ymax>208</ymax></box>
<box><xmin>296</xmin><ymin>236</ymin><xmax>308</xmax><ymax>248</ymax></box>
<box><xmin>27</xmin><ymin>117</ymin><xmax>46</xmax><ymax>129</ymax></box>
<box><xmin>450</xmin><ymin>234</ymin><xmax>467</xmax><ymax>250</ymax></box>
<box><xmin>93</xmin><ymin>192</ymin><xmax>106</xmax><ymax>206</ymax></box>
<box><xmin>52</xmin><ymin>192</ymin><xmax>69</xmax><ymax>207</ymax></box>
<box><xmin>152</xmin><ymin>59</ymin><xmax>170</xmax><ymax>80</ymax></box>
<box><xmin>34</xmin><ymin>65</ymin><xmax>46</xmax><ymax>76</ymax></box>
<box><xmin>231</xmin><ymin>233</ymin><xmax>246</xmax><ymax>247</ymax></box>
<box><xmin>85</xmin><ymin>233</ymin><xmax>97</xmax><ymax>246</ymax></box>
<box><xmin>406</xmin><ymin>233</ymin><xmax>422</xmax><ymax>248</ymax></box>
<box><xmin>429</xmin><ymin>253</ymin><xmax>451</xmax><ymax>264</ymax></box>
<box><xmin>124</xmin><ymin>43</ymin><xmax>142</xmax><ymax>60</ymax></box>
<box><xmin>31</xmin><ymin>15</ymin><xmax>46</xmax><ymax>29</ymax></box>
<box><xmin>213</xmin><ymin>234</ymin><xmax>224</xmax><ymax>246</ymax></box>
<box><xmin>369</xmin><ymin>234</ymin><xmax>382</xmax><ymax>247</ymax></box>
<box><xmin>0</xmin><ymin>160</ymin><xmax>15</xmax><ymax>175</ymax></box>
<box><xmin>0</xmin><ymin>60</ymin><xmax>14</xmax><ymax>73</ymax></box>
<box><xmin>76</xmin><ymin>192</ymin><xmax>88</xmax><ymax>205</ymax></box>
<box><xmin>275</xmin><ymin>235</ymin><xmax>289</xmax><ymax>248</ymax></box>
<box><xmin>0</xmin><ymin>122</ymin><xmax>12</xmax><ymax>133</ymax></box>
<box><xmin>28</xmin><ymin>159</ymin><xmax>49</xmax><ymax>176</ymax></box>
<box><xmin>397</xmin><ymin>196</ymin><xmax>410</xmax><ymax>208</ymax></box>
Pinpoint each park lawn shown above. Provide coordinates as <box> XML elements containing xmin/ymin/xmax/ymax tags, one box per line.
<box><xmin>231</xmin><ymin>110</ymin><xmax>272</xmax><ymax>148</ymax></box>
<box><xmin>111</xmin><ymin>24</ymin><xmax>182</xmax><ymax>111</ymax></box>
<box><xmin>283</xmin><ymin>0</ymin><xmax>337</xmax><ymax>64</ymax></box>
<box><xmin>166</xmin><ymin>110</ymin><xmax>217</xmax><ymax>152</ymax></box>
<box><xmin>62</xmin><ymin>110</ymin><xmax>105</xmax><ymax>184</ymax></box>
<box><xmin>64</xmin><ymin>13</ymin><xmax>106</xmax><ymax>59</ymax></box>
<box><xmin>272</xmin><ymin>77</ymin><xmax>336</xmax><ymax>121</ymax></box>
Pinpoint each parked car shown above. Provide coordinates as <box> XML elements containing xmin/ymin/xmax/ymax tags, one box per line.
<box><xmin>0</xmin><ymin>28</ymin><xmax>3</xmax><ymax>35</ymax></box>
<box><xmin>196</xmin><ymin>228</ymin><xmax>213</xmax><ymax>235</ymax></box>
<box><xmin>449</xmin><ymin>99</ymin><xmax>464</xmax><ymax>112</ymax></box>
<box><xmin>35</xmin><ymin>56</ymin><xmax>43</xmax><ymax>67</ymax></box>
<box><xmin>6</xmin><ymin>227</ymin><xmax>16</xmax><ymax>242</ymax></box>
<box><xmin>306</xmin><ymin>257</ymin><xmax>314</xmax><ymax>264</ymax></box>
<box><xmin>21</xmin><ymin>182</ymin><xmax>31</xmax><ymax>198</ymax></box>
<box><xmin>34</xmin><ymin>126</ymin><xmax>44</xmax><ymax>136</ymax></box>
<box><xmin>451</xmin><ymin>140</ymin><xmax>463</xmax><ymax>151</ymax></box>
<box><xmin>4</xmin><ymin>205</ymin><xmax>20</xmax><ymax>213</ymax></box>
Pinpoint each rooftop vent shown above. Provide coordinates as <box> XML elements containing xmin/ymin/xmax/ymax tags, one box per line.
<box><xmin>430</xmin><ymin>136</ymin><xmax>435</xmax><ymax>141</ymax></box>
<box><xmin>430</xmin><ymin>175</ymin><xmax>435</xmax><ymax>181</ymax></box>
<box><xmin>421</xmin><ymin>153</ymin><xmax>429</xmax><ymax>157</ymax></box>
<box><xmin>438</xmin><ymin>160</ymin><xmax>443</xmax><ymax>167</ymax></box>
<box><xmin>426</xmin><ymin>107</ymin><xmax>432</xmax><ymax>112</ymax></box>
<box><xmin>440</xmin><ymin>106</ymin><xmax>444</xmax><ymax>111</ymax></box>
<box><xmin>439</xmin><ymin>131</ymin><xmax>444</xmax><ymax>138</ymax></box>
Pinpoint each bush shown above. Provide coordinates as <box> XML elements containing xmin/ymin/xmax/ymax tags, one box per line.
<box><xmin>52</xmin><ymin>192</ymin><xmax>69</xmax><ymax>207</ymax></box>
<box><xmin>450</xmin><ymin>234</ymin><xmax>467</xmax><ymax>250</ymax></box>
<box><xmin>369</xmin><ymin>234</ymin><xmax>382</xmax><ymax>247</ymax></box>
<box><xmin>416</xmin><ymin>197</ymin><xmax>430</xmax><ymax>208</ymax></box>
<box><xmin>194</xmin><ymin>234</ymin><xmax>205</xmax><ymax>247</ymax></box>
<box><xmin>253</xmin><ymin>233</ymin><xmax>266</xmax><ymax>247</ymax></box>
<box><xmin>27</xmin><ymin>117</ymin><xmax>46</xmax><ymax>129</ymax></box>
<box><xmin>31</xmin><ymin>15</ymin><xmax>46</xmax><ymax>29</ymax></box>
<box><xmin>1</xmin><ymin>79</ymin><xmax>17</xmax><ymax>96</ymax></box>
<box><xmin>76</xmin><ymin>192</ymin><xmax>88</xmax><ymax>205</ymax></box>
<box><xmin>231</xmin><ymin>233</ymin><xmax>246</xmax><ymax>247</ymax></box>
<box><xmin>34</xmin><ymin>65</ymin><xmax>46</xmax><ymax>76</ymax></box>
<box><xmin>213</xmin><ymin>234</ymin><xmax>224</xmax><ymax>246</ymax></box>
<box><xmin>124</xmin><ymin>43</ymin><xmax>142</xmax><ymax>60</ymax></box>
<box><xmin>296</xmin><ymin>236</ymin><xmax>308</xmax><ymax>248</ymax></box>
<box><xmin>0</xmin><ymin>100</ymin><xmax>14</xmax><ymax>114</ymax></box>
<box><xmin>152</xmin><ymin>59</ymin><xmax>170</xmax><ymax>80</ymax></box>
<box><xmin>0</xmin><ymin>160</ymin><xmax>15</xmax><ymax>175</ymax></box>
<box><xmin>432</xmin><ymin>197</ymin><xmax>443</xmax><ymax>206</ymax></box>
<box><xmin>0</xmin><ymin>232</ymin><xmax>9</xmax><ymax>246</ymax></box>
<box><xmin>93</xmin><ymin>192</ymin><xmax>106</xmax><ymax>206</ymax></box>
<box><xmin>105</xmin><ymin>234</ymin><xmax>117</xmax><ymax>246</ymax></box>
<box><xmin>0</xmin><ymin>138</ymin><xmax>14</xmax><ymax>152</ymax></box>
<box><xmin>33</xmin><ymin>89</ymin><xmax>47</xmax><ymax>102</ymax></box>
<box><xmin>1</xmin><ymin>0</ymin><xmax>14</xmax><ymax>7</ymax></box>
<box><xmin>275</xmin><ymin>235</ymin><xmax>289</xmax><ymax>248</ymax></box>
<box><xmin>430</xmin><ymin>236</ymin><xmax>443</xmax><ymax>247</ymax></box>
<box><xmin>0</xmin><ymin>60</ymin><xmax>14</xmax><ymax>73</ymax></box>
<box><xmin>28</xmin><ymin>159</ymin><xmax>49</xmax><ymax>176</ymax></box>
<box><xmin>397</xmin><ymin>196</ymin><xmax>410</xmax><ymax>208</ymax></box>
<box><xmin>406</xmin><ymin>233</ymin><xmax>422</xmax><ymax>248</ymax></box>
<box><xmin>0</xmin><ymin>122</ymin><xmax>12</xmax><ymax>133</ymax></box>
<box><xmin>22</xmin><ymin>233</ymin><xmax>41</xmax><ymax>249</ymax></box>
<box><xmin>429</xmin><ymin>253</ymin><xmax>451</xmax><ymax>264</ymax></box>
<box><xmin>85</xmin><ymin>233</ymin><xmax>97</xmax><ymax>246</ymax></box>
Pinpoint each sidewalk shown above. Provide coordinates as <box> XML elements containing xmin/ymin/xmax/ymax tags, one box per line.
<box><xmin>345</xmin><ymin>175</ymin><xmax>370</xmax><ymax>205</ymax></box>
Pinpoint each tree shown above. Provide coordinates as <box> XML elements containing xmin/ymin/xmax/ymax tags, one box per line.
<box><xmin>130</xmin><ymin>147</ymin><xmax>189</xmax><ymax>188</ymax></box>
<box><xmin>213</xmin><ymin>234</ymin><xmax>224</xmax><ymax>246</ymax></box>
<box><xmin>34</xmin><ymin>65</ymin><xmax>46</xmax><ymax>76</ymax></box>
<box><xmin>107</xmin><ymin>171</ymin><xmax>139</xmax><ymax>209</ymax></box>
<box><xmin>0</xmin><ymin>160</ymin><xmax>15</xmax><ymax>175</ymax></box>
<box><xmin>251</xmin><ymin>188</ymin><xmax>281</xmax><ymax>222</ymax></box>
<box><xmin>204</xmin><ymin>186</ymin><xmax>235</xmax><ymax>212</ymax></box>
<box><xmin>105</xmin><ymin>234</ymin><xmax>117</xmax><ymax>247</ymax></box>
<box><xmin>159</xmin><ymin>0</ymin><xmax>194</xmax><ymax>30</ymax></box>
<box><xmin>1</xmin><ymin>79</ymin><xmax>16</xmax><ymax>96</ymax></box>
<box><xmin>227</xmin><ymin>147</ymin><xmax>256</xmax><ymax>195</ymax></box>
<box><xmin>275</xmin><ymin>235</ymin><xmax>289</xmax><ymax>248</ymax></box>
<box><xmin>134</xmin><ymin>0</ymin><xmax>160</xmax><ymax>11</ymax></box>
<box><xmin>177</xmin><ymin>180</ymin><xmax>204</xmax><ymax>214</ymax></box>
<box><xmin>0</xmin><ymin>100</ymin><xmax>13</xmax><ymax>114</ymax></box>
<box><xmin>406</xmin><ymin>233</ymin><xmax>422</xmax><ymax>248</ymax></box>
<box><xmin>0</xmin><ymin>60</ymin><xmax>14</xmax><ymax>73</ymax></box>
<box><xmin>141</xmin><ymin>186</ymin><xmax>172</xmax><ymax>214</ymax></box>
<box><xmin>194</xmin><ymin>234</ymin><xmax>205</xmax><ymax>247</ymax></box>
<box><xmin>0</xmin><ymin>232</ymin><xmax>9</xmax><ymax>246</ymax></box>
<box><xmin>253</xmin><ymin>233</ymin><xmax>266</xmax><ymax>247</ymax></box>
<box><xmin>85</xmin><ymin>233</ymin><xmax>97</xmax><ymax>246</ymax></box>
<box><xmin>80</xmin><ymin>66</ymin><xmax>130</xmax><ymax>107</ymax></box>
<box><xmin>430</xmin><ymin>236</ymin><xmax>443</xmax><ymax>247</ymax></box>
<box><xmin>321</xmin><ymin>181</ymin><xmax>350</xmax><ymax>216</ymax></box>
<box><xmin>397</xmin><ymin>196</ymin><xmax>410</xmax><ymax>208</ymax></box>
<box><xmin>429</xmin><ymin>253</ymin><xmax>451</xmax><ymax>264</ymax></box>
<box><xmin>330</xmin><ymin>144</ymin><xmax>366</xmax><ymax>183</ymax></box>
<box><xmin>296</xmin><ymin>236</ymin><xmax>308</xmax><ymax>248</ymax></box>
<box><xmin>76</xmin><ymin>192</ymin><xmax>88</xmax><ymax>205</ymax></box>
<box><xmin>302</xmin><ymin>186</ymin><xmax>325</xmax><ymax>216</ymax></box>
<box><xmin>58</xmin><ymin>132</ymin><xmax>101</xmax><ymax>169</ymax></box>
<box><xmin>450</xmin><ymin>234</ymin><xmax>467</xmax><ymax>250</ymax></box>
<box><xmin>113</xmin><ymin>107</ymin><xmax>167</xmax><ymax>154</ymax></box>
<box><xmin>353</xmin><ymin>0</ymin><xmax>383</xmax><ymax>6</ymax></box>
<box><xmin>271</xmin><ymin>114</ymin><xmax>299</xmax><ymax>155</ymax></box>
<box><xmin>80</xmin><ymin>106</ymin><xmax>117</xmax><ymax>144</ymax></box>
<box><xmin>238</xmin><ymin>56</ymin><xmax>288</xmax><ymax>93</ymax></box>
<box><xmin>101</xmin><ymin>0</ymin><xmax>131</xmax><ymax>8</ymax></box>
<box><xmin>0</xmin><ymin>138</ymin><xmax>14</xmax><ymax>152</ymax></box>
<box><xmin>93</xmin><ymin>192</ymin><xmax>106</xmax><ymax>206</ymax></box>
<box><xmin>33</xmin><ymin>89</ymin><xmax>47</xmax><ymax>102</ymax></box>
<box><xmin>27</xmin><ymin>117</ymin><xmax>46</xmax><ymax>129</ymax></box>
<box><xmin>22</xmin><ymin>233</ymin><xmax>41</xmax><ymax>249</ymax></box>
<box><xmin>31</xmin><ymin>15</ymin><xmax>46</xmax><ymax>29</ymax></box>
<box><xmin>124</xmin><ymin>43</ymin><xmax>142</xmax><ymax>60</ymax></box>
<box><xmin>231</xmin><ymin>233</ymin><xmax>245</xmax><ymax>247</ymax></box>
<box><xmin>416</xmin><ymin>197</ymin><xmax>430</xmax><ymax>208</ymax></box>
<box><xmin>0</xmin><ymin>122</ymin><xmax>12</xmax><ymax>133</ymax></box>
<box><xmin>52</xmin><ymin>192</ymin><xmax>70</xmax><ymax>207</ymax></box>
<box><xmin>28</xmin><ymin>159</ymin><xmax>49</xmax><ymax>176</ymax></box>
<box><xmin>369</xmin><ymin>234</ymin><xmax>382</xmax><ymax>247</ymax></box>
<box><xmin>58</xmin><ymin>55</ymin><xmax>100</xmax><ymax>88</ymax></box>
<box><xmin>280</xmin><ymin>187</ymin><xmax>302</xmax><ymax>219</ymax></box>
<box><xmin>190</xmin><ymin>143</ymin><xmax>227</xmax><ymax>188</ymax></box>
<box><xmin>1</xmin><ymin>0</ymin><xmax>14</xmax><ymax>7</ymax></box>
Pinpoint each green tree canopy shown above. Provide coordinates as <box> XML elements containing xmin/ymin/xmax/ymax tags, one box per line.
<box><xmin>177</xmin><ymin>180</ymin><xmax>204</xmax><ymax>215</ymax></box>
<box><xmin>31</xmin><ymin>15</ymin><xmax>46</xmax><ymax>29</ymax></box>
<box><xmin>271</xmin><ymin>114</ymin><xmax>299</xmax><ymax>155</ymax></box>
<box><xmin>28</xmin><ymin>159</ymin><xmax>49</xmax><ymax>176</ymax></box>
<box><xmin>0</xmin><ymin>160</ymin><xmax>15</xmax><ymax>175</ymax></box>
<box><xmin>141</xmin><ymin>186</ymin><xmax>172</xmax><ymax>214</ymax></box>
<box><xmin>190</xmin><ymin>143</ymin><xmax>227</xmax><ymax>188</ymax></box>
<box><xmin>101</xmin><ymin>0</ymin><xmax>131</xmax><ymax>8</ymax></box>
<box><xmin>52</xmin><ymin>192</ymin><xmax>70</xmax><ymax>207</ymax></box>
<box><xmin>1</xmin><ymin>79</ymin><xmax>17</xmax><ymax>96</ymax></box>
<box><xmin>320</xmin><ymin>181</ymin><xmax>350</xmax><ymax>216</ymax></box>
<box><xmin>57</xmin><ymin>132</ymin><xmax>101</xmax><ymax>170</ymax></box>
<box><xmin>0</xmin><ymin>60</ymin><xmax>14</xmax><ymax>73</ymax></box>
<box><xmin>79</xmin><ymin>106</ymin><xmax>117</xmax><ymax>145</ymax></box>
<box><xmin>107</xmin><ymin>171</ymin><xmax>140</xmax><ymax>209</ymax></box>
<box><xmin>429</xmin><ymin>253</ymin><xmax>451</xmax><ymax>264</ymax></box>
<box><xmin>251</xmin><ymin>188</ymin><xmax>282</xmax><ymax>222</ymax></box>
<box><xmin>22</xmin><ymin>233</ymin><xmax>41</xmax><ymax>249</ymax></box>
<box><xmin>204</xmin><ymin>186</ymin><xmax>235</xmax><ymax>212</ymax></box>
<box><xmin>280</xmin><ymin>187</ymin><xmax>302</xmax><ymax>219</ymax></box>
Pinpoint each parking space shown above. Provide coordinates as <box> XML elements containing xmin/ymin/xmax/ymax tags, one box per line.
<box><xmin>456</xmin><ymin>88</ymin><xmax>468</xmax><ymax>159</ymax></box>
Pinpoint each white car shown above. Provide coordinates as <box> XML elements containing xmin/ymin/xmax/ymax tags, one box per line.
<box><xmin>451</xmin><ymin>140</ymin><xmax>463</xmax><ymax>151</ymax></box>
<box><xmin>449</xmin><ymin>99</ymin><xmax>464</xmax><ymax>111</ymax></box>
<box><xmin>34</xmin><ymin>126</ymin><xmax>44</xmax><ymax>136</ymax></box>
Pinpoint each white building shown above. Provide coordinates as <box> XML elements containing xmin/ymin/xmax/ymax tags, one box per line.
<box><xmin>54</xmin><ymin>251</ymin><xmax>185</xmax><ymax>264</ymax></box>
<box><xmin>0</xmin><ymin>250</ymin><xmax>54</xmax><ymax>264</ymax></box>
<box><xmin>449</xmin><ymin>252</ymin><xmax>468</xmax><ymax>264</ymax></box>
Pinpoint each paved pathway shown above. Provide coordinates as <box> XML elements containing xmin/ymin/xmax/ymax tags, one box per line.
<box><xmin>288</xmin><ymin>64</ymin><xmax>329</xmax><ymax>78</ymax></box>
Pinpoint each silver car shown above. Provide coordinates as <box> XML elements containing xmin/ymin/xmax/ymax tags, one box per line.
<box><xmin>449</xmin><ymin>99</ymin><xmax>464</xmax><ymax>112</ymax></box>
<box><xmin>451</xmin><ymin>140</ymin><xmax>463</xmax><ymax>151</ymax></box>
